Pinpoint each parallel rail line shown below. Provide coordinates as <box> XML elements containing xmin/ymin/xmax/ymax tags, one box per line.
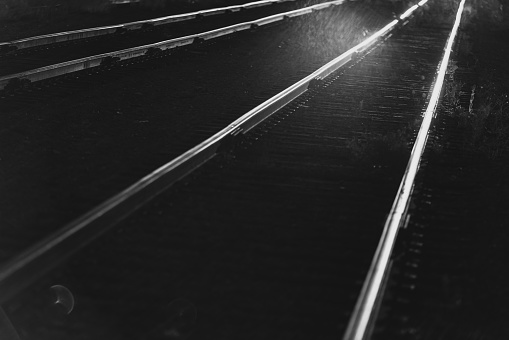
<box><xmin>344</xmin><ymin>0</ymin><xmax>466</xmax><ymax>338</ymax></box>
<box><xmin>0</xmin><ymin>0</ymin><xmax>469</xmax><ymax>338</ymax></box>
<box><xmin>0</xmin><ymin>0</ymin><xmax>344</xmax><ymax>91</ymax></box>
<box><xmin>0</xmin><ymin>0</ymin><xmax>295</xmax><ymax>52</ymax></box>
<box><xmin>0</xmin><ymin>0</ymin><xmax>418</xmax><ymax>306</ymax></box>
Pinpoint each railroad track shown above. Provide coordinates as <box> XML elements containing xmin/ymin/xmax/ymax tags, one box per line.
<box><xmin>0</xmin><ymin>0</ymin><xmax>469</xmax><ymax>339</ymax></box>
<box><xmin>372</xmin><ymin>9</ymin><xmax>508</xmax><ymax>338</ymax></box>
<box><xmin>0</xmin><ymin>0</ymin><xmax>393</xmax><ymax>263</ymax></box>
<box><xmin>0</xmin><ymin>0</ymin><xmax>339</xmax><ymax>89</ymax></box>
<box><xmin>0</xmin><ymin>0</ymin><xmax>295</xmax><ymax>53</ymax></box>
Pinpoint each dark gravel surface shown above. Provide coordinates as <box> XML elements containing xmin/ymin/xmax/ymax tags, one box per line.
<box><xmin>2</xmin><ymin>15</ymin><xmax>451</xmax><ymax>340</ymax></box>
<box><xmin>0</xmin><ymin>0</ymin><xmax>323</xmax><ymax>76</ymax></box>
<box><xmin>0</xmin><ymin>2</ymin><xmax>395</xmax><ymax>263</ymax></box>
<box><xmin>373</xmin><ymin>26</ymin><xmax>509</xmax><ymax>340</ymax></box>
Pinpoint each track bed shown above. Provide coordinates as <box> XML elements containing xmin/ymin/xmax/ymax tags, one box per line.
<box><xmin>2</xmin><ymin>16</ymin><xmax>452</xmax><ymax>340</ymax></box>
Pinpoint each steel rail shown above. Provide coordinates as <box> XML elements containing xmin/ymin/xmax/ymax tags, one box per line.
<box><xmin>111</xmin><ymin>0</ymin><xmax>141</xmax><ymax>4</ymax></box>
<box><xmin>0</xmin><ymin>0</ymin><xmax>345</xmax><ymax>91</ymax></box>
<box><xmin>0</xmin><ymin>2</ymin><xmax>417</xmax><ymax>304</ymax></box>
<box><xmin>342</xmin><ymin>1</ymin><xmax>467</xmax><ymax>339</ymax></box>
<box><xmin>0</xmin><ymin>0</ymin><xmax>295</xmax><ymax>52</ymax></box>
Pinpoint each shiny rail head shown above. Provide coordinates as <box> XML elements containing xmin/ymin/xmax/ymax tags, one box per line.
<box><xmin>400</xmin><ymin>4</ymin><xmax>419</xmax><ymax>19</ymax></box>
<box><xmin>0</xmin><ymin>0</ymin><xmax>431</xmax><ymax>307</ymax></box>
<box><xmin>342</xmin><ymin>1</ymin><xmax>467</xmax><ymax>339</ymax></box>
<box><xmin>0</xmin><ymin>0</ymin><xmax>360</xmax><ymax>302</ymax></box>
<box><xmin>0</xmin><ymin>0</ymin><xmax>344</xmax><ymax>91</ymax></box>
<box><xmin>0</xmin><ymin>0</ymin><xmax>291</xmax><ymax>48</ymax></box>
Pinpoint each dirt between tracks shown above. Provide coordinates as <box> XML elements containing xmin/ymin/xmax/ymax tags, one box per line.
<box><xmin>0</xmin><ymin>1</ymin><xmax>398</xmax><ymax>262</ymax></box>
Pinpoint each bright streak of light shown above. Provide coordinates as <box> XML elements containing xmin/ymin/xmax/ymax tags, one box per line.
<box><xmin>308</xmin><ymin>19</ymin><xmax>398</xmax><ymax>80</ymax></box>
<box><xmin>400</xmin><ymin>4</ymin><xmax>419</xmax><ymax>19</ymax></box>
<box><xmin>418</xmin><ymin>0</ymin><xmax>428</xmax><ymax>6</ymax></box>
<box><xmin>342</xmin><ymin>0</ymin><xmax>466</xmax><ymax>339</ymax></box>
<box><xmin>350</xmin><ymin>20</ymin><xmax>399</xmax><ymax>53</ymax></box>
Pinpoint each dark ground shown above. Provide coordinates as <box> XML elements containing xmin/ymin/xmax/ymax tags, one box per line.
<box><xmin>1</xmin><ymin>4</ymin><xmax>449</xmax><ymax>339</ymax></box>
<box><xmin>0</xmin><ymin>1</ymin><xmax>396</xmax><ymax>262</ymax></box>
<box><xmin>2</xmin><ymin>0</ymin><xmax>509</xmax><ymax>339</ymax></box>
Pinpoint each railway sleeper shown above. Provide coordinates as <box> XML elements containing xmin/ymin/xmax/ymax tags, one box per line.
<box><xmin>308</xmin><ymin>77</ymin><xmax>325</xmax><ymax>90</ymax></box>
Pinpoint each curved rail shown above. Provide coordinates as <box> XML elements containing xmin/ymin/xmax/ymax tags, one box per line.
<box><xmin>343</xmin><ymin>0</ymin><xmax>467</xmax><ymax>339</ymax></box>
<box><xmin>0</xmin><ymin>0</ymin><xmax>344</xmax><ymax>91</ymax></box>
<box><xmin>0</xmin><ymin>0</ymin><xmax>295</xmax><ymax>52</ymax></box>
